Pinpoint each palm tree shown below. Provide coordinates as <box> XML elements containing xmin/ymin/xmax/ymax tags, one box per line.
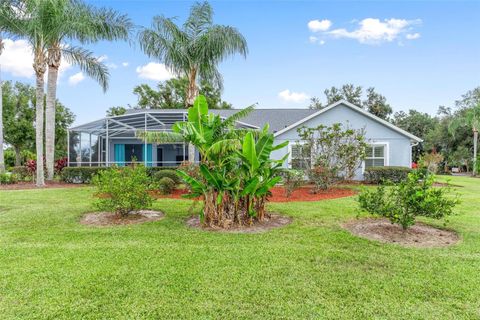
<box><xmin>449</xmin><ymin>105</ymin><xmax>480</xmax><ymax>176</ymax></box>
<box><xmin>44</xmin><ymin>0</ymin><xmax>132</xmax><ymax>180</ymax></box>
<box><xmin>0</xmin><ymin>35</ymin><xmax>4</xmax><ymax>173</ymax></box>
<box><xmin>138</xmin><ymin>1</ymin><xmax>248</xmax><ymax>161</ymax></box>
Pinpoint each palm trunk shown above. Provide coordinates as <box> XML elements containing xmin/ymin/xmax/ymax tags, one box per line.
<box><xmin>473</xmin><ymin>129</ymin><xmax>478</xmax><ymax>176</ymax></box>
<box><xmin>186</xmin><ymin>69</ymin><xmax>198</xmax><ymax>163</ymax></box>
<box><xmin>45</xmin><ymin>60</ymin><xmax>60</xmax><ymax>180</ymax></box>
<box><xmin>0</xmin><ymin>70</ymin><xmax>4</xmax><ymax>174</ymax></box>
<box><xmin>35</xmin><ymin>70</ymin><xmax>46</xmax><ymax>187</ymax></box>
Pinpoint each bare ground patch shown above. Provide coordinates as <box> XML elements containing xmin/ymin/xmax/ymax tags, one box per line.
<box><xmin>343</xmin><ymin>218</ymin><xmax>460</xmax><ymax>248</ymax></box>
<box><xmin>186</xmin><ymin>213</ymin><xmax>292</xmax><ymax>233</ymax></box>
<box><xmin>81</xmin><ymin>210</ymin><xmax>164</xmax><ymax>227</ymax></box>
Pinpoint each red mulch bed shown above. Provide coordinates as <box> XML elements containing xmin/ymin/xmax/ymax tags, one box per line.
<box><xmin>153</xmin><ymin>186</ymin><xmax>356</xmax><ymax>202</ymax></box>
<box><xmin>0</xmin><ymin>181</ymin><xmax>84</xmax><ymax>190</ymax></box>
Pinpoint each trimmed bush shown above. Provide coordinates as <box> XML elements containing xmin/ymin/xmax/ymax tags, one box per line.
<box><xmin>0</xmin><ymin>173</ymin><xmax>18</xmax><ymax>185</ymax></box>
<box><xmin>158</xmin><ymin>177</ymin><xmax>176</xmax><ymax>195</ymax></box>
<box><xmin>61</xmin><ymin>167</ymin><xmax>105</xmax><ymax>184</ymax></box>
<box><xmin>11</xmin><ymin>166</ymin><xmax>31</xmax><ymax>181</ymax></box>
<box><xmin>153</xmin><ymin>169</ymin><xmax>181</xmax><ymax>185</ymax></box>
<box><xmin>364</xmin><ymin>166</ymin><xmax>411</xmax><ymax>184</ymax></box>
<box><xmin>358</xmin><ymin>170</ymin><xmax>459</xmax><ymax>229</ymax></box>
<box><xmin>93</xmin><ymin>165</ymin><xmax>153</xmax><ymax>216</ymax></box>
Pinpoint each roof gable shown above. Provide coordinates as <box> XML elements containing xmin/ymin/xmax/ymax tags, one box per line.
<box><xmin>273</xmin><ymin>100</ymin><xmax>423</xmax><ymax>142</ymax></box>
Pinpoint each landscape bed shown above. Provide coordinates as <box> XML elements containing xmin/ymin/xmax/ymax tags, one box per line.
<box><xmin>0</xmin><ymin>176</ymin><xmax>478</xmax><ymax>319</ymax></box>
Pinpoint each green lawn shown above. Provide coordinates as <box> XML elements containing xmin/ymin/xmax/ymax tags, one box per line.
<box><xmin>0</xmin><ymin>176</ymin><xmax>479</xmax><ymax>319</ymax></box>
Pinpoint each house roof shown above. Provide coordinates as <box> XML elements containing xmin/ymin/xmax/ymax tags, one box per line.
<box><xmin>273</xmin><ymin>100</ymin><xmax>423</xmax><ymax>142</ymax></box>
<box><xmin>71</xmin><ymin>101</ymin><xmax>422</xmax><ymax>142</ymax></box>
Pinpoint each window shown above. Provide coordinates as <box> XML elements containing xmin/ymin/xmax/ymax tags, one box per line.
<box><xmin>365</xmin><ymin>145</ymin><xmax>386</xmax><ymax>168</ymax></box>
<box><xmin>290</xmin><ymin>144</ymin><xmax>310</xmax><ymax>170</ymax></box>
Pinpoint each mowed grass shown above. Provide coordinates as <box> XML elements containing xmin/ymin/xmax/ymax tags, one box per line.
<box><xmin>0</xmin><ymin>176</ymin><xmax>479</xmax><ymax>319</ymax></box>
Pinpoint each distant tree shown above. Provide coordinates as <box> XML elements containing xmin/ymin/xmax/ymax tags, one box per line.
<box><xmin>106</xmin><ymin>106</ymin><xmax>127</xmax><ymax>117</ymax></box>
<box><xmin>362</xmin><ymin>87</ymin><xmax>392</xmax><ymax>119</ymax></box>
<box><xmin>309</xmin><ymin>84</ymin><xmax>393</xmax><ymax>119</ymax></box>
<box><xmin>393</xmin><ymin>109</ymin><xmax>438</xmax><ymax>161</ymax></box>
<box><xmin>133</xmin><ymin>77</ymin><xmax>232</xmax><ymax>109</ymax></box>
<box><xmin>2</xmin><ymin>81</ymin><xmax>73</xmax><ymax>165</ymax></box>
<box><xmin>308</xmin><ymin>97</ymin><xmax>323</xmax><ymax>110</ymax></box>
<box><xmin>2</xmin><ymin>81</ymin><xmax>35</xmax><ymax>166</ymax></box>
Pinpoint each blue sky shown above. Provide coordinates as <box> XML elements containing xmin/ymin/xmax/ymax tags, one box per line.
<box><xmin>1</xmin><ymin>0</ymin><xmax>479</xmax><ymax>125</ymax></box>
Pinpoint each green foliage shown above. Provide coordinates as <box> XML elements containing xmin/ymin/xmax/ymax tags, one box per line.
<box><xmin>297</xmin><ymin>123</ymin><xmax>367</xmax><ymax>191</ymax></box>
<box><xmin>138</xmin><ymin>1</ymin><xmax>247</xmax><ymax>105</ymax></box>
<box><xmin>153</xmin><ymin>169</ymin><xmax>181</xmax><ymax>185</ymax></box>
<box><xmin>0</xmin><ymin>173</ymin><xmax>17</xmax><ymax>185</ymax></box>
<box><xmin>158</xmin><ymin>177</ymin><xmax>176</xmax><ymax>195</ymax></box>
<box><xmin>11</xmin><ymin>166</ymin><xmax>31</xmax><ymax>181</ymax></box>
<box><xmin>142</xmin><ymin>95</ymin><xmax>285</xmax><ymax>227</ymax></box>
<box><xmin>358</xmin><ymin>170</ymin><xmax>459</xmax><ymax>229</ymax></box>
<box><xmin>106</xmin><ymin>106</ymin><xmax>127</xmax><ymax>116</ymax></box>
<box><xmin>364</xmin><ymin>166</ymin><xmax>412</xmax><ymax>184</ymax></box>
<box><xmin>280</xmin><ymin>169</ymin><xmax>304</xmax><ymax>198</ymax></box>
<box><xmin>133</xmin><ymin>77</ymin><xmax>232</xmax><ymax>109</ymax></box>
<box><xmin>60</xmin><ymin>167</ymin><xmax>105</xmax><ymax>184</ymax></box>
<box><xmin>309</xmin><ymin>84</ymin><xmax>392</xmax><ymax>120</ymax></box>
<box><xmin>93</xmin><ymin>165</ymin><xmax>153</xmax><ymax>216</ymax></box>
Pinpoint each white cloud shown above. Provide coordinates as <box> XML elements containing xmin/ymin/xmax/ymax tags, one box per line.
<box><xmin>309</xmin><ymin>36</ymin><xmax>326</xmax><ymax>45</ymax></box>
<box><xmin>106</xmin><ymin>63</ymin><xmax>118</xmax><ymax>69</ymax></box>
<box><xmin>328</xmin><ymin>18</ymin><xmax>421</xmax><ymax>44</ymax></box>
<box><xmin>122</xmin><ymin>62</ymin><xmax>129</xmax><ymax>67</ymax></box>
<box><xmin>308</xmin><ymin>19</ymin><xmax>332</xmax><ymax>32</ymax></box>
<box><xmin>0</xmin><ymin>39</ymin><xmax>35</xmax><ymax>78</ymax></box>
<box><xmin>136</xmin><ymin>62</ymin><xmax>173</xmax><ymax>81</ymax></box>
<box><xmin>319</xmin><ymin>40</ymin><xmax>326</xmax><ymax>45</ymax></box>
<box><xmin>0</xmin><ymin>38</ymin><xmax>71</xmax><ymax>79</ymax></box>
<box><xmin>68</xmin><ymin>72</ymin><xmax>85</xmax><ymax>86</ymax></box>
<box><xmin>278</xmin><ymin>89</ymin><xmax>310</xmax><ymax>103</ymax></box>
<box><xmin>406</xmin><ymin>32</ymin><xmax>421</xmax><ymax>40</ymax></box>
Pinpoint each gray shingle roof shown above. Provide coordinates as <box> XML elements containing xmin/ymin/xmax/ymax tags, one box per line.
<box><xmin>125</xmin><ymin>108</ymin><xmax>317</xmax><ymax>133</ymax></box>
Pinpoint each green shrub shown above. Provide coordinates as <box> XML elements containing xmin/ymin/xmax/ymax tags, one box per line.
<box><xmin>146</xmin><ymin>166</ymin><xmax>179</xmax><ymax>177</ymax></box>
<box><xmin>358</xmin><ymin>170</ymin><xmax>459</xmax><ymax>229</ymax></box>
<box><xmin>93</xmin><ymin>165</ymin><xmax>153</xmax><ymax>216</ymax></box>
<box><xmin>11</xmin><ymin>166</ymin><xmax>31</xmax><ymax>181</ymax></box>
<box><xmin>364</xmin><ymin>166</ymin><xmax>411</xmax><ymax>184</ymax></box>
<box><xmin>153</xmin><ymin>169</ymin><xmax>180</xmax><ymax>185</ymax></box>
<box><xmin>158</xmin><ymin>177</ymin><xmax>176</xmax><ymax>195</ymax></box>
<box><xmin>0</xmin><ymin>173</ymin><xmax>18</xmax><ymax>185</ymax></box>
<box><xmin>61</xmin><ymin>167</ymin><xmax>105</xmax><ymax>184</ymax></box>
<box><xmin>280</xmin><ymin>169</ymin><xmax>304</xmax><ymax>197</ymax></box>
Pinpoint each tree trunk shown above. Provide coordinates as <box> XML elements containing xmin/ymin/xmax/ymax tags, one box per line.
<box><xmin>186</xmin><ymin>69</ymin><xmax>198</xmax><ymax>163</ymax></box>
<box><xmin>0</xmin><ymin>70</ymin><xmax>4</xmax><ymax>174</ymax></box>
<box><xmin>35</xmin><ymin>70</ymin><xmax>46</xmax><ymax>187</ymax></box>
<box><xmin>45</xmin><ymin>48</ymin><xmax>61</xmax><ymax>180</ymax></box>
<box><xmin>14</xmin><ymin>146</ymin><xmax>21</xmax><ymax>167</ymax></box>
<box><xmin>473</xmin><ymin>129</ymin><xmax>478</xmax><ymax>176</ymax></box>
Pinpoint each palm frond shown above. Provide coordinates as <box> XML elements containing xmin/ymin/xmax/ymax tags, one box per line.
<box><xmin>137</xmin><ymin>130</ymin><xmax>184</xmax><ymax>143</ymax></box>
<box><xmin>61</xmin><ymin>46</ymin><xmax>109</xmax><ymax>91</ymax></box>
<box><xmin>205</xmin><ymin>139</ymin><xmax>241</xmax><ymax>158</ymax></box>
<box><xmin>184</xmin><ymin>1</ymin><xmax>213</xmax><ymax>37</ymax></box>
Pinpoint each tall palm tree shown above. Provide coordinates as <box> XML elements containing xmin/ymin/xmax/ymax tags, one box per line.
<box><xmin>138</xmin><ymin>1</ymin><xmax>247</xmax><ymax>161</ymax></box>
<box><xmin>0</xmin><ymin>0</ymin><xmax>51</xmax><ymax>186</ymax></box>
<box><xmin>44</xmin><ymin>0</ymin><xmax>132</xmax><ymax>180</ymax></box>
<box><xmin>0</xmin><ymin>35</ymin><xmax>4</xmax><ymax>173</ymax></box>
<box><xmin>449</xmin><ymin>105</ymin><xmax>480</xmax><ymax>176</ymax></box>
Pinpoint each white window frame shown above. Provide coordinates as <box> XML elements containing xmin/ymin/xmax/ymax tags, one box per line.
<box><xmin>362</xmin><ymin>142</ymin><xmax>389</xmax><ymax>172</ymax></box>
<box><xmin>288</xmin><ymin>141</ymin><xmax>309</xmax><ymax>169</ymax></box>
